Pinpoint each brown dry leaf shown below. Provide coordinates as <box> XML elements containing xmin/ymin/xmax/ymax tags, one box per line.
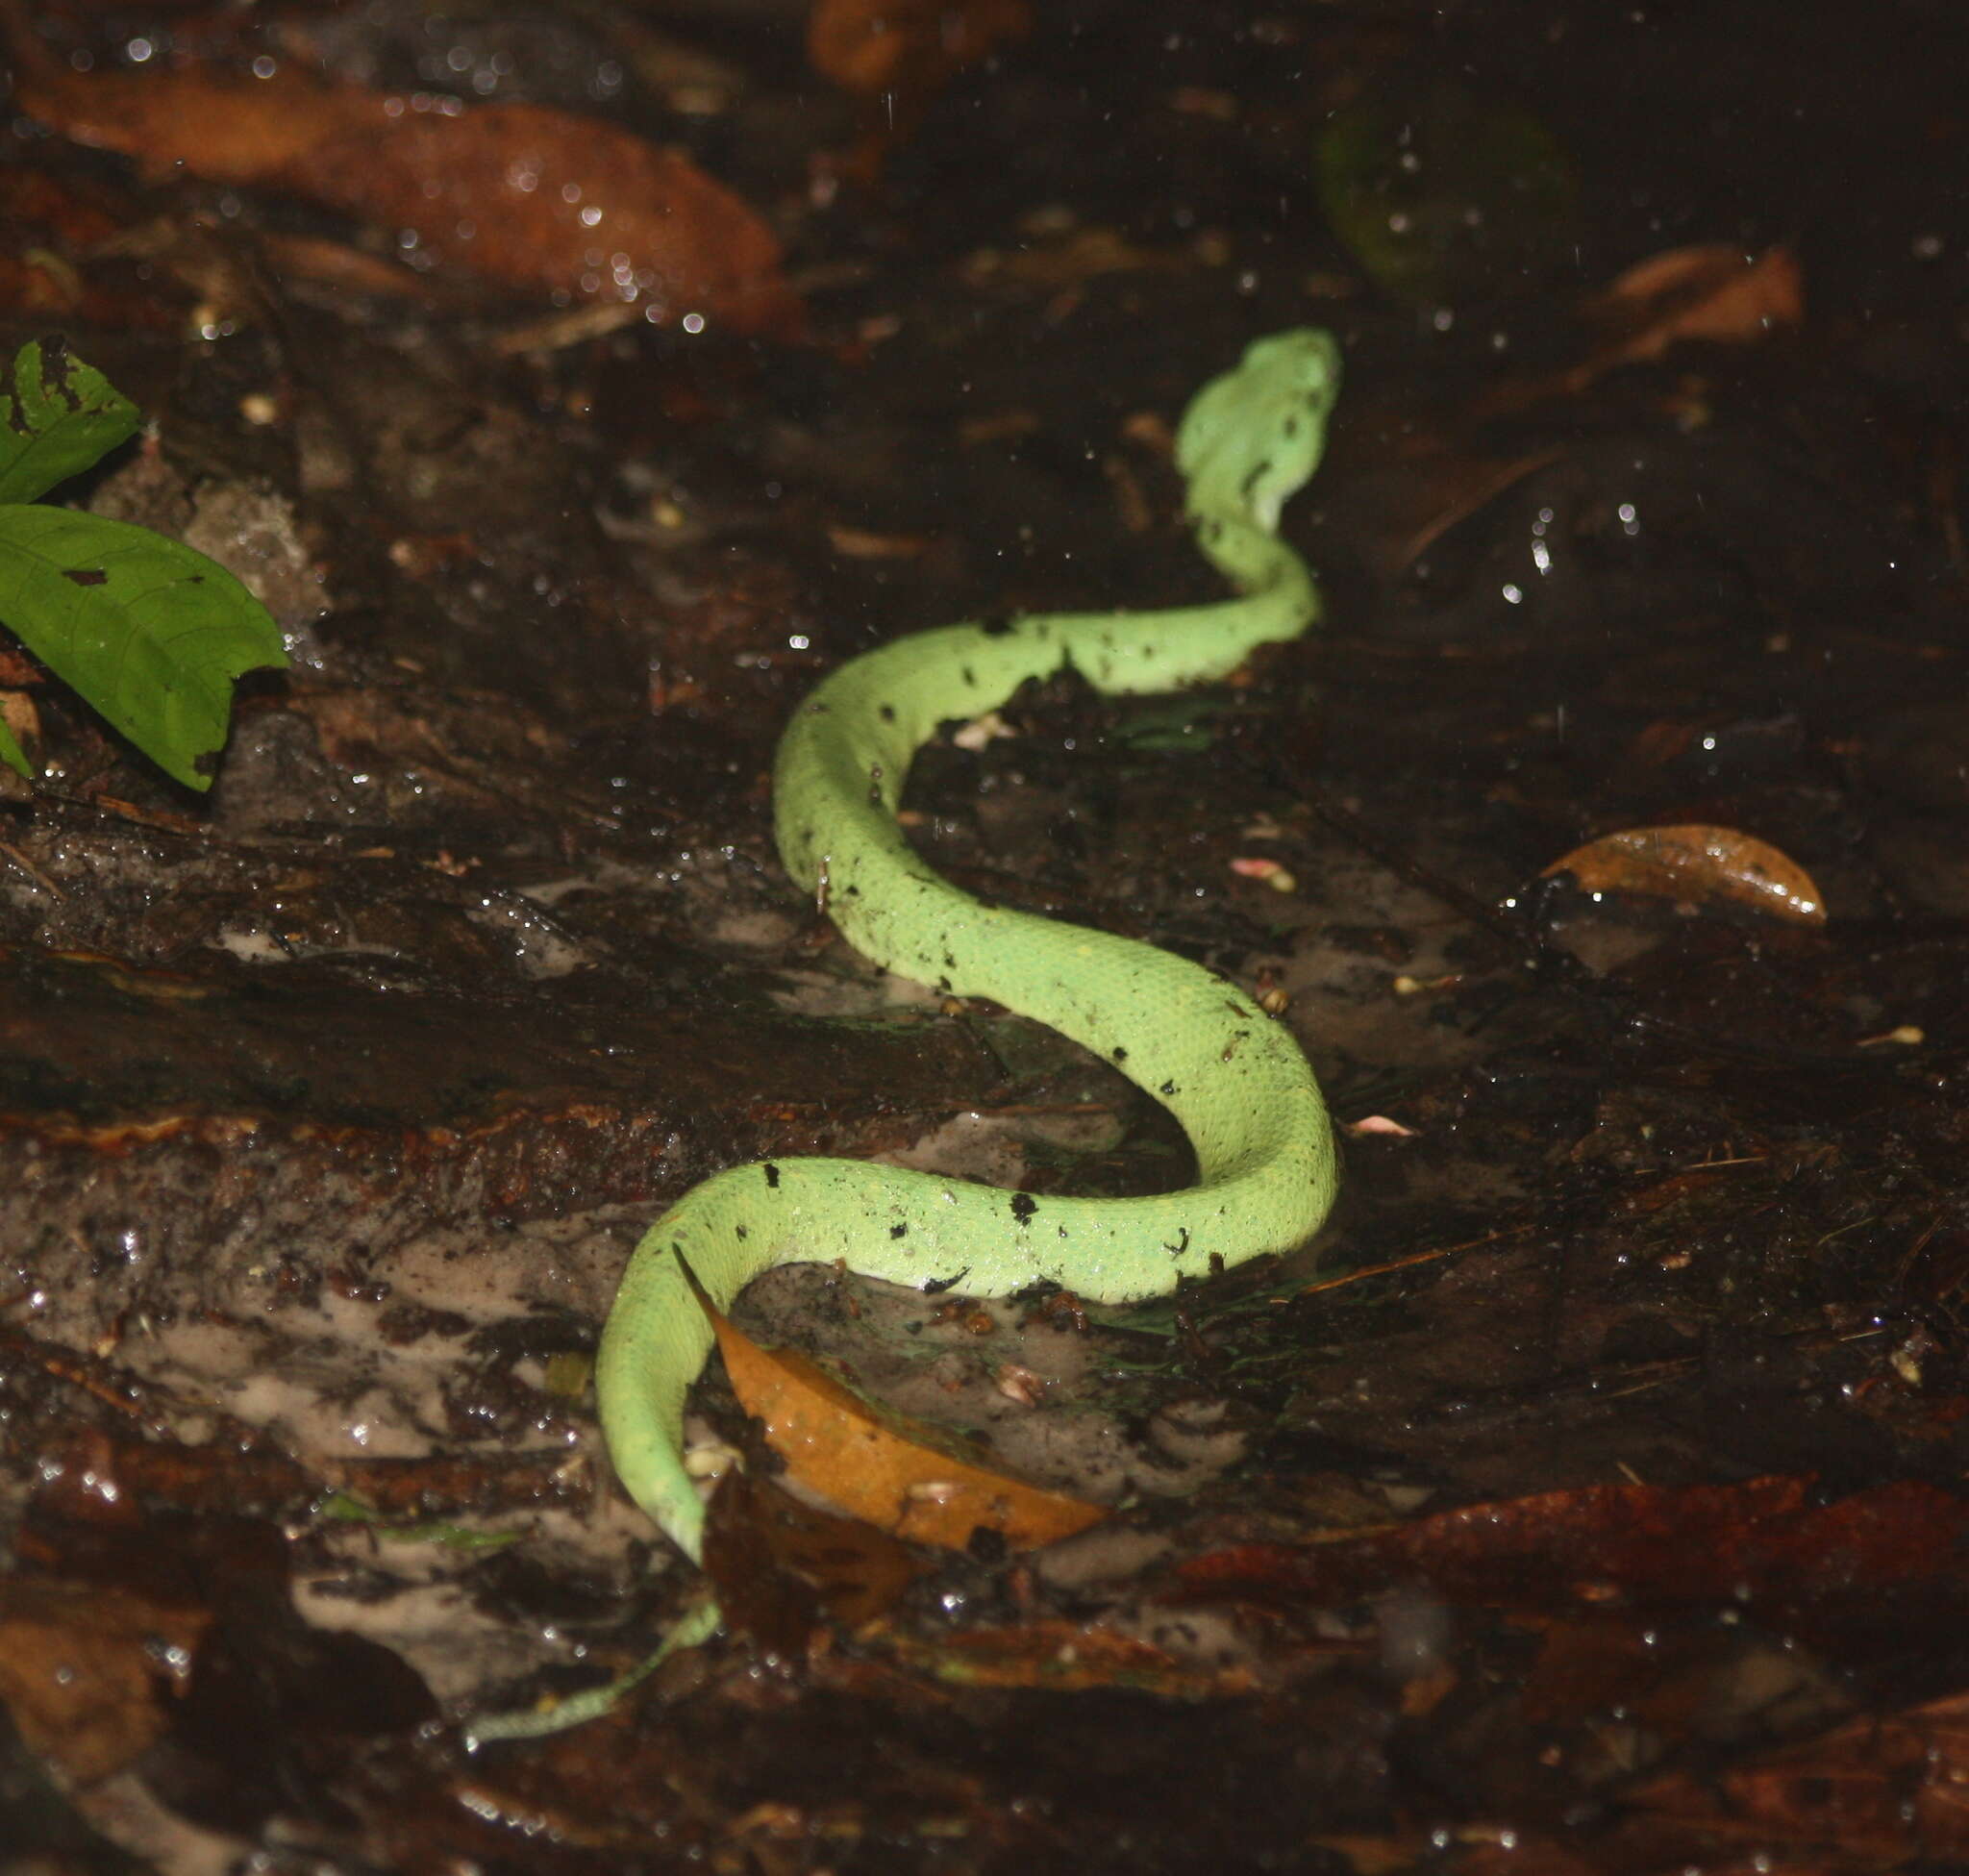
<box><xmin>1</xmin><ymin>167</ymin><xmax>125</xmax><ymax>249</ymax></box>
<box><xmin>809</xmin><ymin>0</ymin><xmax>1030</xmax><ymax>178</ymax></box>
<box><xmin>703</xmin><ymin>1465</ymin><xmax>923</xmax><ymax>1657</ymax></box>
<box><xmin>1396</xmin><ymin>445</ymin><xmax>1567</xmax><ymax>571</ymax></box>
<box><xmin>691</xmin><ymin>1270</ymin><xmax>1108</xmax><ymax>1552</ymax></box>
<box><xmin>11</xmin><ymin>55</ymin><xmax>802</xmax><ymax>336</ymax></box>
<box><xmin>0</xmin><ymin>169</ymin><xmax>183</xmax><ymax>328</ymax></box>
<box><xmin>885</xmin><ymin>1620</ymin><xmax>1233</xmax><ymax>1693</ymax></box>
<box><xmin>1475</xmin><ymin>244</ymin><xmax>1803</xmax><ymax>417</ymax></box>
<box><xmin>825</xmin><ymin>523</ymin><xmax>935</xmax><ymax>561</ymax></box>
<box><xmin>0</xmin><ymin>1577</ymin><xmax>208</xmax><ymax>1785</ymax></box>
<box><xmin>260</xmin><ymin>233</ymin><xmax>462</xmax><ymax>308</ymax></box>
<box><xmin>810</xmin><ymin>0</ymin><xmax>1030</xmax><ymax>100</ymax></box>
<box><xmin>968</xmin><ymin>225</ymin><xmax>1178</xmax><ymax>290</ymax></box>
<box><xmin>1541</xmin><ymin>823</ymin><xmax>1827</xmax><ymax>925</ymax></box>
<box><xmin>1630</xmin><ymin>1687</ymin><xmax>1969</xmax><ymax>1862</ymax></box>
<box><xmin>1583</xmin><ymin>242</ymin><xmax>1806</xmax><ymax>361</ymax></box>
<box><xmin>1173</xmin><ymin>1477</ymin><xmax>1968</xmax><ymax>1631</ymax></box>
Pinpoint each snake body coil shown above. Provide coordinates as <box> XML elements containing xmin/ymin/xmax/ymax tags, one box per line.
<box><xmin>599</xmin><ymin>330</ymin><xmax>1344</xmax><ymax>1561</ymax></box>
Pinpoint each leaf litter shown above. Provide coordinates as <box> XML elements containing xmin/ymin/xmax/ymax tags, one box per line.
<box><xmin>0</xmin><ymin>2</ymin><xmax>1966</xmax><ymax>1871</ymax></box>
<box><xmin>688</xmin><ymin>1255</ymin><xmax>1109</xmax><ymax>1554</ymax></box>
<box><xmin>4</xmin><ymin>19</ymin><xmax>802</xmax><ymax>335</ymax></box>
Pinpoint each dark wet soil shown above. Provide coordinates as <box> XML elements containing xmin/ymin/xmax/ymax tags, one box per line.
<box><xmin>2</xmin><ymin>1</ymin><xmax>1968</xmax><ymax>1871</ymax></box>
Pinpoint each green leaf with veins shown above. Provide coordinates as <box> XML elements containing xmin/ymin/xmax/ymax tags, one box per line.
<box><xmin>0</xmin><ymin>504</ymin><xmax>287</xmax><ymax>788</ymax></box>
<box><xmin>0</xmin><ymin>340</ymin><xmax>141</xmax><ymax>504</ymax></box>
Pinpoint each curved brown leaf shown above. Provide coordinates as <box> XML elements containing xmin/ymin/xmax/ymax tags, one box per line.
<box><xmin>1581</xmin><ymin>242</ymin><xmax>1805</xmax><ymax>359</ymax></box>
<box><xmin>12</xmin><ymin>58</ymin><xmax>802</xmax><ymax>337</ymax></box>
<box><xmin>1477</xmin><ymin>244</ymin><xmax>1805</xmax><ymax>417</ymax></box>
<box><xmin>1541</xmin><ymin>823</ymin><xmax>1827</xmax><ymax>925</ymax></box>
<box><xmin>692</xmin><ymin>1270</ymin><xmax>1108</xmax><ymax>1552</ymax></box>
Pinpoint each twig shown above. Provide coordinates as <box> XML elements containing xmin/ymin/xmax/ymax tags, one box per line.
<box><xmin>1291</xmin><ymin>1221</ymin><xmax>1537</xmax><ymax>1299</ymax></box>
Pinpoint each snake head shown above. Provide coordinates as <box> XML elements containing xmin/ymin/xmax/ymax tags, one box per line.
<box><xmin>1177</xmin><ymin>328</ymin><xmax>1343</xmax><ymax>536</ymax></box>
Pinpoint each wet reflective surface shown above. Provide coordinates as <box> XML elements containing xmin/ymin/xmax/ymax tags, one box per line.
<box><xmin>1</xmin><ymin>1</ymin><xmax>1966</xmax><ymax>1868</ymax></box>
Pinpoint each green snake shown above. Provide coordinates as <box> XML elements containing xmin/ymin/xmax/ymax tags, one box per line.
<box><xmin>598</xmin><ymin>329</ymin><xmax>1343</xmax><ymax>1565</ymax></box>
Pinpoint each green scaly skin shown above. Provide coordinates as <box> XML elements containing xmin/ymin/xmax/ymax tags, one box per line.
<box><xmin>598</xmin><ymin>330</ymin><xmax>1343</xmax><ymax>1564</ymax></box>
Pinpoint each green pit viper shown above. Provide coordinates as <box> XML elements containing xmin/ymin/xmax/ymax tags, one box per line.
<box><xmin>597</xmin><ymin>328</ymin><xmax>1344</xmax><ymax>1569</ymax></box>
<box><xmin>464</xmin><ymin>329</ymin><xmax>1344</xmax><ymax>1743</ymax></box>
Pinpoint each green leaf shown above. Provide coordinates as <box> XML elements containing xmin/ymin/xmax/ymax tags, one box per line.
<box><xmin>316</xmin><ymin>1491</ymin><xmax>521</xmax><ymax>1552</ymax></box>
<box><xmin>0</xmin><ymin>340</ymin><xmax>142</xmax><ymax>505</ymax></box>
<box><xmin>1113</xmin><ymin>692</ymin><xmax>1228</xmax><ymax>754</ymax></box>
<box><xmin>0</xmin><ymin>712</ymin><xmax>28</xmax><ymax>780</ymax></box>
<box><xmin>0</xmin><ymin>505</ymin><xmax>287</xmax><ymax>788</ymax></box>
<box><xmin>1317</xmin><ymin>80</ymin><xmax>1579</xmax><ymax>304</ymax></box>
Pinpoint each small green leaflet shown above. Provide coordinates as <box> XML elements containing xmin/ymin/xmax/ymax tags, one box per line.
<box><xmin>0</xmin><ymin>340</ymin><xmax>287</xmax><ymax>790</ymax></box>
<box><xmin>316</xmin><ymin>1491</ymin><xmax>522</xmax><ymax>1552</ymax></box>
<box><xmin>1112</xmin><ymin>692</ymin><xmax>1227</xmax><ymax>753</ymax></box>
<box><xmin>0</xmin><ymin>340</ymin><xmax>140</xmax><ymax>504</ymax></box>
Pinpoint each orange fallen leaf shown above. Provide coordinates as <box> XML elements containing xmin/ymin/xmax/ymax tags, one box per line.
<box><xmin>1582</xmin><ymin>242</ymin><xmax>1805</xmax><ymax>361</ymax></box>
<box><xmin>687</xmin><ymin>1263</ymin><xmax>1108</xmax><ymax>1552</ymax></box>
<box><xmin>11</xmin><ymin>52</ymin><xmax>802</xmax><ymax>336</ymax></box>
<box><xmin>1541</xmin><ymin>823</ymin><xmax>1827</xmax><ymax>925</ymax></box>
<box><xmin>1476</xmin><ymin>244</ymin><xmax>1803</xmax><ymax>416</ymax></box>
